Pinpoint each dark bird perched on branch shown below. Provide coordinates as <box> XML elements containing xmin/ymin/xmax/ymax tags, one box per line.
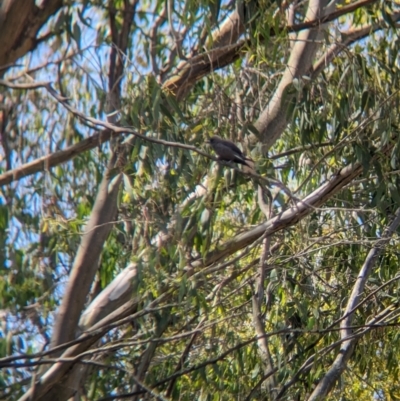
<box><xmin>208</xmin><ymin>135</ymin><xmax>254</xmax><ymax>169</ymax></box>
<box><xmin>209</xmin><ymin>135</ymin><xmax>271</xmax><ymax>215</ymax></box>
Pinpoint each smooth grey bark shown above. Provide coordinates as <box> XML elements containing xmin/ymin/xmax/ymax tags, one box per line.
<box><xmin>50</xmin><ymin>171</ymin><xmax>122</xmax><ymax>348</ymax></box>
<box><xmin>36</xmin><ymin>2</ymin><xmax>139</xmax><ymax>399</ymax></box>
<box><xmin>49</xmin><ymin>0</ymin><xmax>138</xmax><ymax>352</ymax></box>
<box><xmin>78</xmin><ymin>263</ymin><xmax>139</xmax><ymax>331</ymax></box>
<box><xmin>254</xmin><ymin>0</ymin><xmax>338</xmax><ymax>150</ymax></box>
<box><xmin>192</xmin><ymin>160</ymin><xmax>364</xmax><ymax>269</ymax></box>
<box><xmin>307</xmin><ymin>208</ymin><xmax>400</xmax><ymax>400</ymax></box>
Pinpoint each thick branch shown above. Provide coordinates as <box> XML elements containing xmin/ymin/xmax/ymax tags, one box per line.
<box><xmin>17</xmin><ymin>298</ymin><xmax>140</xmax><ymax>401</ymax></box>
<box><xmin>78</xmin><ymin>263</ymin><xmax>139</xmax><ymax>331</ymax></box>
<box><xmin>193</xmin><ymin>161</ymin><xmax>364</xmax><ymax>268</ymax></box>
<box><xmin>0</xmin><ymin>0</ymin><xmax>63</xmax><ymax>74</ymax></box>
<box><xmin>107</xmin><ymin>0</ymin><xmax>139</xmax><ymax>113</ymax></box>
<box><xmin>0</xmin><ymin>129</ymin><xmax>111</xmax><ymax>187</ymax></box>
<box><xmin>163</xmin><ymin>0</ymin><xmax>378</xmax><ymax>99</ymax></box>
<box><xmin>34</xmin><ymin>4</ymin><xmax>141</xmax><ymax>399</ymax></box>
<box><xmin>254</xmin><ymin>0</ymin><xmax>337</xmax><ymax>148</ymax></box>
<box><xmin>51</xmin><ymin>170</ymin><xmax>122</xmax><ymax>347</ymax></box>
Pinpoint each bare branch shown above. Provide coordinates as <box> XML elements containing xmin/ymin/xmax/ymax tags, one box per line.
<box><xmin>165</xmin><ymin>317</ymin><xmax>206</xmax><ymax>397</ymax></box>
<box><xmin>167</xmin><ymin>0</ymin><xmax>187</xmax><ymax>60</ymax></box>
<box><xmin>308</xmin><ymin>208</ymin><xmax>400</xmax><ymax>400</ymax></box>
<box><xmin>269</xmin><ymin>142</ymin><xmax>333</xmax><ymax>159</ymax></box>
<box><xmin>0</xmin><ymin>128</ymin><xmax>111</xmax><ymax>187</ymax></box>
<box><xmin>252</xmin><ymin>293</ymin><xmax>277</xmax><ymax>397</ymax></box>
<box><xmin>50</xmin><ymin>171</ymin><xmax>122</xmax><ymax>347</ymax></box>
<box><xmin>312</xmin><ymin>11</ymin><xmax>400</xmax><ymax>79</ymax></box>
<box><xmin>0</xmin><ymin>79</ymin><xmax>278</xmax><ymax>187</ymax></box>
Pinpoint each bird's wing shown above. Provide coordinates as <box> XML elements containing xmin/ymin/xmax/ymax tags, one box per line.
<box><xmin>219</xmin><ymin>139</ymin><xmax>244</xmax><ymax>156</ymax></box>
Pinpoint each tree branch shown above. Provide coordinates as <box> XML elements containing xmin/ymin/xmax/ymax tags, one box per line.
<box><xmin>0</xmin><ymin>79</ymin><xmax>273</xmax><ymax>187</ymax></box>
<box><xmin>254</xmin><ymin>0</ymin><xmax>338</xmax><ymax>148</ymax></box>
<box><xmin>0</xmin><ymin>128</ymin><xmax>111</xmax><ymax>187</ymax></box>
<box><xmin>0</xmin><ymin>0</ymin><xmax>63</xmax><ymax>74</ymax></box>
<box><xmin>163</xmin><ymin>0</ymin><xmax>378</xmax><ymax>99</ymax></box>
<box><xmin>308</xmin><ymin>207</ymin><xmax>400</xmax><ymax>400</ymax></box>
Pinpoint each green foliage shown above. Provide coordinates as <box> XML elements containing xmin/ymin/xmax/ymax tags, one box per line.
<box><xmin>2</xmin><ymin>0</ymin><xmax>400</xmax><ymax>400</ymax></box>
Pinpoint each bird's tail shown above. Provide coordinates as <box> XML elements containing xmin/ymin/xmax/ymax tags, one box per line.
<box><xmin>243</xmin><ymin>157</ymin><xmax>256</xmax><ymax>173</ymax></box>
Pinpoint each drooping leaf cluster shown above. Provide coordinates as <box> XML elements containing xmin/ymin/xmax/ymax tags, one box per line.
<box><xmin>2</xmin><ymin>0</ymin><xmax>400</xmax><ymax>400</ymax></box>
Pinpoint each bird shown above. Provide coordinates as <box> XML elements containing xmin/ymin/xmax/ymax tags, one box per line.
<box><xmin>208</xmin><ymin>135</ymin><xmax>254</xmax><ymax>169</ymax></box>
